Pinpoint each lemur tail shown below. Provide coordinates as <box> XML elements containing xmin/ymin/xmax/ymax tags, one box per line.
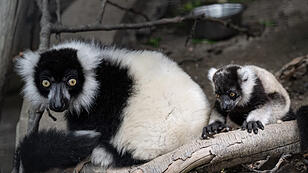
<box><xmin>281</xmin><ymin>108</ymin><xmax>296</xmax><ymax>121</ymax></box>
<box><xmin>295</xmin><ymin>105</ymin><xmax>308</xmax><ymax>153</ymax></box>
<box><xmin>13</xmin><ymin>129</ymin><xmax>101</xmax><ymax>173</ymax></box>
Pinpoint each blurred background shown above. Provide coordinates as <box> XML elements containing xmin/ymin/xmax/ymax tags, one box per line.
<box><xmin>1</xmin><ymin>0</ymin><xmax>308</xmax><ymax>172</ymax></box>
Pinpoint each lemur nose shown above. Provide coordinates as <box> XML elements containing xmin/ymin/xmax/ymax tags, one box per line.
<box><xmin>50</xmin><ymin>99</ymin><xmax>69</xmax><ymax>112</ymax></box>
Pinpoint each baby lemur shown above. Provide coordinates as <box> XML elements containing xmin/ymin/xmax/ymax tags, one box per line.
<box><xmin>202</xmin><ymin>64</ymin><xmax>292</xmax><ymax>138</ymax></box>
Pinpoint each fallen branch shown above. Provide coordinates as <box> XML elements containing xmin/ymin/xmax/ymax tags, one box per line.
<box><xmin>242</xmin><ymin>154</ymin><xmax>291</xmax><ymax>173</ymax></box>
<box><xmin>79</xmin><ymin>121</ymin><xmax>300</xmax><ymax>173</ymax></box>
<box><xmin>275</xmin><ymin>55</ymin><xmax>308</xmax><ymax>82</ymax></box>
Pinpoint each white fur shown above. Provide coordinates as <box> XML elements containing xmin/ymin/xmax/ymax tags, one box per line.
<box><xmin>246</xmin><ymin>104</ymin><xmax>272</xmax><ymax>125</ymax></box>
<box><xmin>101</xmin><ymin>48</ymin><xmax>211</xmax><ymax>160</ymax></box>
<box><xmin>209</xmin><ymin>109</ymin><xmax>225</xmax><ymax>124</ymax></box>
<box><xmin>91</xmin><ymin>147</ymin><xmax>114</xmax><ymax>167</ymax></box>
<box><xmin>237</xmin><ymin>66</ymin><xmax>257</xmax><ymax>106</ymax></box>
<box><xmin>15</xmin><ymin>50</ymin><xmax>49</xmax><ymax>108</ymax></box>
<box><xmin>208</xmin><ymin>68</ymin><xmax>217</xmax><ymax>82</ymax></box>
<box><xmin>74</xmin><ymin>130</ymin><xmax>100</xmax><ymax>138</ymax></box>
<box><xmin>247</xmin><ymin>65</ymin><xmax>291</xmax><ymax>121</ymax></box>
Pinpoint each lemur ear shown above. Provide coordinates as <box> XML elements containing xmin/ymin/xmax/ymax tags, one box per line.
<box><xmin>208</xmin><ymin>68</ymin><xmax>217</xmax><ymax>82</ymax></box>
<box><xmin>15</xmin><ymin>50</ymin><xmax>40</xmax><ymax>79</ymax></box>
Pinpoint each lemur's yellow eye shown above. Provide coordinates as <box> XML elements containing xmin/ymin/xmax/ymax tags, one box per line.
<box><xmin>230</xmin><ymin>92</ymin><xmax>235</xmax><ymax>97</ymax></box>
<box><xmin>42</xmin><ymin>80</ymin><xmax>50</xmax><ymax>88</ymax></box>
<box><xmin>68</xmin><ymin>79</ymin><xmax>77</xmax><ymax>86</ymax></box>
<box><xmin>216</xmin><ymin>94</ymin><xmax>220</xmax><ymax>98</ymax></box>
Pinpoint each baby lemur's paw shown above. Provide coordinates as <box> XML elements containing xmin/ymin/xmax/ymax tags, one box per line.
<box><xmin>202</xmin><ymin>121</ymin><xmax>230</xmax><ymax>139</ymax></box>
<box><xmin>241</xmin><ymin>120</ymin><xmax>264</xmax><ymax>134</ymax></box>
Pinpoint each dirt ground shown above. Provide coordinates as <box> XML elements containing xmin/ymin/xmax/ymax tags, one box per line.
<box><xmin>125</xmin><ymin>0</ymin><xmax>308</xmax><ymax>110</ymax></box>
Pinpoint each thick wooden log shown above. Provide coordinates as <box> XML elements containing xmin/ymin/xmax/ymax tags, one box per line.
<box><xmin>80</xmin><ymin>121</ymin><xmax>300</xmax><ymax>173</ymax></box>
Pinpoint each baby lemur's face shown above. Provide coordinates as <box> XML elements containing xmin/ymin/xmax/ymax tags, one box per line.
<box><xmin>210</xmin><ymin>66</ymin><xmax>243</xmax><ymax>112</ymax></box>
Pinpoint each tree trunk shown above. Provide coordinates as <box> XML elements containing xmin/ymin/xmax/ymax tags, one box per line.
<box><xmin>0</xmin><ymin>0</ymin><xmax>40</xmax><ymax>118</ymax></box>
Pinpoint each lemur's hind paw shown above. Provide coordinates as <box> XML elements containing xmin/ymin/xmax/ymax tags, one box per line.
<box><xmin>241</xmin><ymin>121</ymin><xmax>264</xmax><ymax>134</ymax></box>
<box><xmin>202</xmin><ymin>121</ymin><xmax>230</xmax><ymax>139</ymax></box>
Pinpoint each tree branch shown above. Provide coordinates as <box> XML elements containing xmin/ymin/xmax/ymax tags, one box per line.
<box><xmin>96</xmin><ymin>0</ymin><xmax>108</xmax><ymax>24</ymax></box>
<box><xmin>52</xmin><ymin>15</ymin><xmax>198</xmax><ymax>33</ymax></box>
<box><xmin>275</xmin><ymin>55</ymin><xmax>308</xmax><ymax>82</ymax></box>
<box><xmin>80</xmin><ymin>121</ymin><xmax>300</xmax><ymax>173</ymax></box>
<box><xmin>55</xmin><ymin>0</ymin><xmax>61</xmax><ymax>24</ymax></box>
<box><xmin>51</xmin><ymin>15</ymin><xmax>249</xmax><ymax>34</ymax></box>
<box><xmin>107</xmin><ymin>1</ymin><xmax>150</xmax><ymax>21</ymax></box>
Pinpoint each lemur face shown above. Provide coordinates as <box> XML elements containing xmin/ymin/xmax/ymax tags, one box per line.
<box><xmin>209</xmin><ymin>66</ymin><xmax>243</xmax><ymax>112</ymax></box>
<box><xmin>34</xmin><ymin>48</ymin><xmax>85</xmax><ymax>112</ymax></box>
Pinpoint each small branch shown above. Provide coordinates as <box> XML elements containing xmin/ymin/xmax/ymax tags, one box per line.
<box><xmin>51</xmin><ymin>14</ymin><xmax>249</xmax><ymax>35</ymax></box>
<box><xmin>52</xmin><ymin>15</ymin><xmax>198</xmax><ymax>33</ymax></box>
<box><xmin>27</xmin><ymin>107</ymin><xmax>44</xmax><ymax>134</ymax></box>
<box><xmin>185</xmin><ymin>18</ymin><xmax>199</xmax><ymax>47</ymax></box>
<box><xmin>56</xmin><ymin>0</ymin><xmax>61</xmax><ymax>24</ymax></box>
<box><xmin>267</xmin><ymin>154</ymin><xmax>291</xmax><ymax>173</ymax></box>
<box><xmin>243</xmin><ymin>154</ymin><xmax>291</xmax><ymax>173</ymax></box>
<box><xmin>249</xmin><ymin>156</ymin><xmax>271</xmax><ymax>170</ymax></box>
<box><xmin>96</xmin><ymin>0</ymin><xmax>108</xmax><ymax>24</ymax></box>
<box><xmin>107</xmin><ymin>1</ymin><xmax>150</xmax><ymax>21</ymax></box>
<box><xmin>178</xmin><ymin>57</ymin><xmax>203</xmax><ymax>65</ymax></box>
<box><xmin>211</xmin><ymin>18</ymin><xmax>248</xmax><ymax>34</ymax></box>
<box><xmin>36</xmin><ymin>0</ymin><xmax>52</xmax><ymax>50</ymax></box>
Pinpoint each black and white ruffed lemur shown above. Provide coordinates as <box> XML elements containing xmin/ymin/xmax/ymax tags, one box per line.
<box><xmin>14</xmin><ymin>40</ymin><xmax>211</xmax><ymax>173</ymax></box>
<box><xmin>201</xmin><ymin>64</ymin><xmax>308</xmax><ymax>160</ymax></box>
<box><xmin>202</xmin><ymin>64</ymin><xmax>293</xmax><ymax>138</ymax></box>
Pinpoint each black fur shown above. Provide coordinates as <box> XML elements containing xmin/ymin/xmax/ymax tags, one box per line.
<box><xmin>241</xmin><ymin>120</ymin><xmax>264</xmax><ymax>134</ymax></box>
<box><xmin>281</xmin><ymin>108</ymin><xmax>296</xmax><ymax>121</ymax></box>
<box><xmin>296</xmin><ymin>106</ymin><xmax>308</xmax><ymax>153</ymax></box>
<box><xmin>202</xmin><ymin>120</ymin><xmax>230</xmax><ymax>139</ymax></box>
<box><xmin>34</xmin><ymin>48</ymin><xmax>85</xmax><ymax>98</ymax></box>
<box><xmin>214</xmin><ymin>72</ymin><xmax>269</xmax><ymax>126</ymax></box>
<box><xmin>16</xmin><ymin>129</ymin><xmax>100</xmax><ymax>173</ymax></box>
<box><xmin>65</xmin><ymin>59</ymin><xmax>144</xmax><ymax>166</ymax></box>
<box><xmin>213</xmin><ymin>66</ymin><xmax>242</xmax><ymax>95</ymax></box>
<box><xmin>229</xmin><ymin>78</ymin><xmax>268</xmax><ymax>125</ymax></box>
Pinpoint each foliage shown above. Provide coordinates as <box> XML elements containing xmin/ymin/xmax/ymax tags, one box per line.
<box><xmin>259</xmin><ymin>20</ymin><xmax>277</xmax><ymax>27</ymax></box>
<box><xmin>146</xmin><ymin>37</ymin><xmax>162</xmax><ymax>48</ymax></box>
<box><xmin>181</xmin><ymin>0</ymin><xmax>202</xmax><ymax>13</ymax></box>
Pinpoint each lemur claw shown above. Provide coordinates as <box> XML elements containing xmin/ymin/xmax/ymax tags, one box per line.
<box><xmin>241</xmin><ymin>120</ymin><xmax>264</xmax><ymax>134</ymax></box>
<box><xmin>202</xmin><ymin>121</ymin><xmax>230</xmax><ymax>139</ymax></box>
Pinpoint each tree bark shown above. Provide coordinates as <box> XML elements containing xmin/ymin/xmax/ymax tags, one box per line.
<box><xmin>0</xmin><ymin>0</ymin><xmax>40</xmax><ymax>117</ymax></box>
<box><xmin>79</xmin><ymin>121</ymin><xmax>300</xmax><ymax>173</ymax></box>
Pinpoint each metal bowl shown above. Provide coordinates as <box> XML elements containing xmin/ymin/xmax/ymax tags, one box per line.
<box><xmin>190</xmin><ymin>3</ymin><xmax>244</xmax><ymax>40</ymax></box>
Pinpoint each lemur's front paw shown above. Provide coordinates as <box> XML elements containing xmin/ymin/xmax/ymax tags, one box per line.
<box><xmin>241</xmin><ymin>121</ymin><xmax>264</xmax><ymax>134</ymax></box>
<box><xmin>91</xmin><ymin>147</ymin><xmax>114</xmax><ymax>168</ymax></box>
<box><xmin>202</xmin><ymin>121</ymin><xmax>230</xmax><ymax>139</ymax></box>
